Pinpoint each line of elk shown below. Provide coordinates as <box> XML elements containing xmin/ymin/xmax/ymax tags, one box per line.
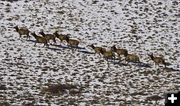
<box><xmin>14</xmin><ymin>26</ymin><xmax>167</xmax><ymax>68</ymax></box>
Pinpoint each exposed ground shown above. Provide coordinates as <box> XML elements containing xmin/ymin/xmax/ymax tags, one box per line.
<box><xmin>0</xmin><ymin>0</ymin><xmax>179</xmax><ymax>106</ymax></box>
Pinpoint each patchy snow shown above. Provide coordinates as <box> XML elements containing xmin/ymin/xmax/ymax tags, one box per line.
<box><xmin>0</xmin><ymin>0</ymin><xmax>179</xmax><ymax>105</ymax></box>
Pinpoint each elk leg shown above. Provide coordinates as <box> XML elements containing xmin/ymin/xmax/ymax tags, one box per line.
<box><xmin>34</xmin><ymin>42</ymin><xmax>36</xmax><ymax>46</ymax></box>
<box><xmin>19</xmin><ymin>34</ymin><xmax>22</xmax><ymax>39</ymax></box>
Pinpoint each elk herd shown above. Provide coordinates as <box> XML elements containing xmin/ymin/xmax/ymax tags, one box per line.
<box><xmin>14</xmin><ymin>25</ymin><xmax>167</xmax><ymax>68</ymax></box>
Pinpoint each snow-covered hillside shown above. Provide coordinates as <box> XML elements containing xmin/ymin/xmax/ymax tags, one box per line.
<box><xmin>0</xmin><ymin>0</ymin><xmax>179</xmax><ymax>105</ymax></box>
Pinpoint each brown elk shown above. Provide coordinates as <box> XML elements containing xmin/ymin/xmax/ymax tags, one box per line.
<box><xmin>88</xmin><ymin>44</ymin><xmax>106</xmax><ymax>57</ymax></box>
<box><xmin>14</xmin><ymin>26</ymin><xmax>30</xmax><ymax>39</ymax></box>
<box><xmin>53</xmin><ymin>31</ymin><xmax>68</xmax><ymax>45</ymax></box>
<box><xmin>64</xmin><ymin>36</ymin><xmax>80</xmax><ymax>50</ymax></box>
<box><xmin>148</xmin><ymin>53</ymin><xmax>166</xmax><ymax>67</ymax></box>
<box><xmin>39</xmin><ymin>30</ymin><xmax>56</xmax><ymax>44</ymax></box>
<box><xmin>125</xmin><ymin>53</ymin><xmax>140</xmax><ymax>63</ymax></box>
<box><xmin>111</xmin><ymin>45</ymin><xmax>128</xmax><ymax>62</ymax></box>
<box><xmin>31</xmin><ymin>32</ymin><xmax>48</xmax><ymax>47</ymax></box>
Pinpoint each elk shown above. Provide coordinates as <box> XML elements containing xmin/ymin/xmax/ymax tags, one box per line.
<box><xmin>14</xmin><ymin>26</ymin><xmax>30</xmax><ymax>39</ymax></box>
<box><xmin>64</xmin><ymin>36</ymin><xmax>80</xmax><ymax>50</ymax></box>
<box><xmin>100</xmin><ymin>48</ymin><xmax>115</xmax><ymax>63</ymax></box>
<box><xmin>88</xmin><ymin>44</ymin><xmax>106</xmax><ymax>57</ymax></box>
<box><xmin>53</xmin><ymin>31</ymin><xmax>67</xmax><ymax>45</ymax></box>
<box><xmin>111</xmin><ymin>45</ymin><xmax>128</xmax><ymax>61</ymax></box>
<box><xmin>125</xmin><ymin>53</ymin><xmax>140</xmax><ymax>63</ymax></box>
<box><xmin>31</xmin><ymin>32</ymin><xmax>48</xmax><ymax>47</ymax></box>
<box><xmin>148</xmin><ymin>53</ymin><xmax>166</xmax><ymax>67</ymax></box>
<box><xmin>39</xmin><ymin>30</ymin><xmax>56</xmax><ymax>44</ymax></box>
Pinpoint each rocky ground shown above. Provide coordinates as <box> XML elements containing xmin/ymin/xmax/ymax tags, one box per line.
<box><xmin>0</xmin><ymin>0</ymin><xmax>179</xmax><ymax>106</ymax></box>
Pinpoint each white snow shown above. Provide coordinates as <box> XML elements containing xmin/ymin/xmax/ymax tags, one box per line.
<box><xmin>0</xmin><ymin>0</ymin><xmax>179</xmax><ymax>105</ymax></box>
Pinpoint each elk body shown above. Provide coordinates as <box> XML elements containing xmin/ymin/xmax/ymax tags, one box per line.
<box><xmin>88</xmin><ymin>44</ymin><xmax>106</xmax><ymax>57</ymax></box>
<box><xmin>39</xmin><ymin>31</ymin><xmax>56</xmax><ymax>44</ymax></box>
<box><xmin>148</xmin><ymin>53</ymin><xmax>166</xmax><ymax>67</ymax></box>
<box><xmin>100</xmin><ymin>48</ymin><xmax>115</xmax><ymax>62</ymax></box>
<box><xmin>31</xmin><ymin>32</ymin><xmax>48</xmax><ymax>47</ymax></box>
<box><xmin>111</xmin><ymin>45</ymin><xmax>128</xmax><ymax>61</ymax></box>
<box><xmin>125</xmin><ymin>53</ymin><xmax>140</xmax><ymax>63</ymax></box>
<box><xmin>64</xmin><ymin>36</ymin><xmax>80</xmax><ymax>49</ymax></box>
<box><xmin>14</xmin><ymin>26</ymin><xmax>30</xmax><ymax>39</ymax></box>
<box><xmin>54</xmin><ymin>31</ymin><xmax>67</xmax><ymax>45</ymax></box>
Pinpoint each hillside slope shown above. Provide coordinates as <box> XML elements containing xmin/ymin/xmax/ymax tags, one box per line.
<box><xmin>0</xmin><ymin>0</ymin><xmax>179</xmax><ymax>105</ymax></box>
